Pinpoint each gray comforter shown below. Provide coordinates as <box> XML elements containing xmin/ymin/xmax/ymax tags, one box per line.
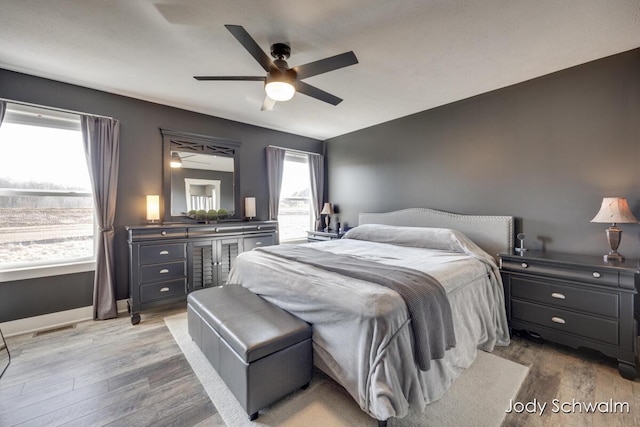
<box><xmin>228</xmin><ymin>225</ymin><xmax>510</xmax><ymax>421</ymax></box>
<box><xmin>258</xmin><ymin>244</ymin><xmax>456</xmax><ymax>371</ymax></box>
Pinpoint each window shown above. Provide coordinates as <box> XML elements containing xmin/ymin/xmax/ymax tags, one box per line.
<box><xmin>0</xmin><ymin>103</ymin><xmax>95</xmax><ymax>278</ymax></box>
<box><xmin>278</xmin><ymin>152</ymin><xmax>313</xmax><ymax>242</ymax></box>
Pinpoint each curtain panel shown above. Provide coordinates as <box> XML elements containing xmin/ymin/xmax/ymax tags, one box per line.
<box><xmin>0</xmin><ymin>101</ymin><xmax>6</xmax><ymax>125</ymax></box>
<box><xmin>308</xmin><ymin>153</ymin><xmax>324</xmax><ymax>231</ymax></box>
<box><xmin>266</xmin><ymin>146</ymin><xmax>286</xmax><ymax>221</ymax></box>
<box><xmin>81</xmin><ymin>115</ymin><xmax>120</xmax><ymax>320</ymax></box>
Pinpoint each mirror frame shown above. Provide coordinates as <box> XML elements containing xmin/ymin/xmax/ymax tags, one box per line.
<box><xmin>161</xmin><ymin>128</ymin><xmax>241</xmax><ymax>223</ymax></box>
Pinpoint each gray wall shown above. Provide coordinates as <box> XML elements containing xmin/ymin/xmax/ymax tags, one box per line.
<box><xmin>0</xmin><ymin>68</ymin><xmax>321</xmax><ymax>322</ymax></box>
<box><xmin>327</xmin><ymin>48</ymin><xmax>640</xmax><ymax>258</ymax></box>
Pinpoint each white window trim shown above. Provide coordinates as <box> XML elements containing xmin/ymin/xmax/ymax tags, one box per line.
<box><xmin>0</xmin><ymin>259</ymin><xmax>96</xmax><ymax>283</ymax></box>
<box><xmin>0</xmin><ymin>102</ymin><xmax>96</xmax><ymax>281</ymax></box>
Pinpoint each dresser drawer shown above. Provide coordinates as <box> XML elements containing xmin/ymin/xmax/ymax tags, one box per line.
<box><xmin>511</xmin><ymin>277</ymin><xmax>619</xmax><ymax>318</ymax></box>
<box><xmin>512</xmin><ymin>300</ymin><xmax>619</xmax><ymax>345</ymax></box>
<box><xmin>502</xmin><ymin>259</ymin><xmax>618</xmax><ymax>287</ymax></box>
<box><xmin>244</xmin><ymin>235</ymin><xmax>274</xmax><ymax>251</ymax></box>
<box><xmin>139</xmin><ymin>243</ymin><xmax>186</xmax><ymax>265</ymax></box>
<box><xmin>140</xmin><ymin>260</ymin><xmax>186</xmax><ymax>283</ymax></box>
<box><xmin>131</xmin><ymin>227</ymin><xmax>187</xmax><ymax>240</ymax></box>
<box><xmin>140</xmin><ymin>279</ymin><xmax>186</xmax><ymax>303</ymax></box>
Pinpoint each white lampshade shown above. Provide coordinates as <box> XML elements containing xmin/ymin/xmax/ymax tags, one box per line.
<box><xmin>245</xmin><ymin>197</ymin><xmax>256</xmax><ymax>219</ymax></box>
<box><xmin>320</xmin><ymin>202</ymin><xmax>334</xmax><ymax>215</ymax></box>
<box><xmin>146</xmin><ymin>195</ymin><xmax>160</xmax><ymax>223</ymax></box>
<box><xmin>591</xmin><ymin>197</ymin><xmax>638</xmax><ymax>224</ymax></box>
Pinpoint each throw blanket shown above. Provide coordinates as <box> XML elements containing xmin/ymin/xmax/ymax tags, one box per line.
<box><xmin>258</xmin><ymin>245</ymin><xmax>456</xmax><ymax>371</ymax></box>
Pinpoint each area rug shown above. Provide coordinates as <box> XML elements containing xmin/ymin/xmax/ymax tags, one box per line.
<box><xmin>165</xmin><ymin>313</ymin><xmax>528</xmax><ymax>427</ymax></box>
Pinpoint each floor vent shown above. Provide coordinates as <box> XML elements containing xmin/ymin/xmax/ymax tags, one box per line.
<box><xmin>33</xmin><ymin>324</ymin><xmax>76</xmax><ymax>337</ymax></box>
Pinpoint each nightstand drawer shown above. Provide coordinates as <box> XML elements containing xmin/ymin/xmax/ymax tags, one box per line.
<box><xmin>511</xmin><ymin>277</ymin><xmax>619</xmax><ymax>318</ymax></box>
<box><xmin>140</xmin><ymin>279</ymin><xmax>186</xmax><ymax>303</ymax></box>
<box><xmin>140</xmin><ymin>260</ymin><xmax>186</xmax><ymax>283</ymax></box>
<box><xmin>244</xmin><ymin>235</ymin><xmax>274</xmax><ymax>251</ymax></box>
<box><xmin>140</xmin><ymin>243</ymin><xmax>186</xmax><ymax>265</ymax></box>
<box><xmin>502</xmin><ymin>259</ymin><xmax>618</xmax><ymax>287</ymax></box>
<box><xmin>512</xmin><ymin>300</ymin><xmax>619</xmax><ymax>345</ymax></box>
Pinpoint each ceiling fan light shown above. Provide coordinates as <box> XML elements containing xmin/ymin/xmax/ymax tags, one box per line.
<box><xmin>170</xmin><ymin>152</ymin><xmax>182</xmax><ymax>168</ymax></box>
<box><xmin>265</xmin><ymin>81</ymin><xmax>295</xmax><ymax>101</ymax></box>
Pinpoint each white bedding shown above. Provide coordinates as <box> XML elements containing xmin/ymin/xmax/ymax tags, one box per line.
<box><xmin>228</xmin><ymin>226</ymin><xmax>510</xmax><ymax>422</ymax></box>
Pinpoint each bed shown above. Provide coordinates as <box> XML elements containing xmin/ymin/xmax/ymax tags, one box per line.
<box><xmin>228</xmin><ymin>208</ymin><xmax>513</xmax><ymax>424</ymax></box>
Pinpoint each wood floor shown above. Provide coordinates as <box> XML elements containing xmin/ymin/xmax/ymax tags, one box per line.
<box><xmin>1</xmin><ymin>304</ymin><xmax>639</xmax><ymax>427</ymax></box>
<box><xmin>0</xmin><ymin>304</ymin><xmax>223</xmax><ymax>427</ymax></box>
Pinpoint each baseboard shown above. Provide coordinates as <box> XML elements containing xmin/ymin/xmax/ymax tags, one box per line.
<box><xmin>0</xmin><ymin>299</ymin><xmax>129</xmax><ymax>338</ymax></box>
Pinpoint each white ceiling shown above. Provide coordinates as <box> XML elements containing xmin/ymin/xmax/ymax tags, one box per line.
<box><xmin>1</xmin><ymin>1</ymin><xmax>639</xmax><ymax>140</ymax></box>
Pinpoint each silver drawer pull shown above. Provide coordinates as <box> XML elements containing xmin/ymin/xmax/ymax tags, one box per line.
<box><xmin>159</xmin><ymin>269</ymin><xmax>169</xmax><ymax>274</ymax></box>
<box><xmin>551</xmin><ymin>317</ymin><xmax>565</xmax><ymax>324</ymax></box>
<box><xmin>159</xmin><ymin>250</ymin><xmax>169</xmax><ymax>255</ymax></box>
<box><xmin>161</xmin><ymin>231</ymin><xmax>167</xmax><ymax>236</ymax></box>
<box><xmin>521</xmin><ymin>262</ymin><xmax>528</xmax><ymax>268</ymax></box>
<box><xmin>160</xmin><ymin>287</ymin><xmax>170</xmax><ymax>292</ymax></box>
<box><xmin>257</xmin><ymin>226</ymin><xmax>262</xmax><ymax>230</ymax></box>
<box><xmin>551</xmin><ymin>292</ymin><xmax>566</xmax><ymax>300</ymax></box>
<box><xmin>255</xmin><ymin>241</ymin><xmax>262</xmax><ymax>246</ymax></box>
<box><xmin>592</xmin><ymin>271</ymin><xmax>601</xmax><ymax>278</ymax></box>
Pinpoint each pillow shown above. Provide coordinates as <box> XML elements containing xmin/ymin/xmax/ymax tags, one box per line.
<box><xmin>343</xmin><ymin>223</ymin><xmax>482</xmax><ymax>254</ymax></box>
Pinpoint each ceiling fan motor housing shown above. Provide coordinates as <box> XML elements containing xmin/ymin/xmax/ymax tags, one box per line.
<box><xmin>270</xmin><ymin>43</ymin><xmax>291</xmax><ymax>60</ymax></box>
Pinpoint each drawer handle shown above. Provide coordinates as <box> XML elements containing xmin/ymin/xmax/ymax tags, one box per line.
<box><xmin>159</xmin><ymin>250</ymin><xmax>169</xmax><ymax>255</ymax></box>
<box><xmin>551</xmin><ymin>317</ymin><xmax>566</xmax><ymax>324</ymax></box>
<box><xmin>160</xmin><ymin>287</ymin><xmax>170</xmax><ymax>292</ymax></box>
<box><xmin>257</xmin><ymin>226</ymin><xmax>262</xmax><ymax>230</ymax></box>
<box><xmin>161</xmin><ymin>231</ymin><xmax>167</xmax><ymax>236</ymax></box>
<box><xmin>551</xmin><ymin>292</ymin><xmax>566</xmax><ymax>300</ymax></box>
<box><xmin>159</xmin><ymin>269</ymin><xmax>169</xmax><ymax>274</ymax></box>
<box><xmin>592</xmin><ymin>271</ymin><xmax>601</xmax><ymax>278</ymax></box>
<box><xmin>215</xmin><ymin>228</ymin><xmax>219</xmax><ymax>232</ymax></box>
<box><xmin>255</xmin><ymin>241</ymin><xmax>262</xmax><ymax>246</ymax></box>
<box><xmin>521</xmin><ymin>262</ymin><xmax>528</xmax><ymax>268</ymax></box>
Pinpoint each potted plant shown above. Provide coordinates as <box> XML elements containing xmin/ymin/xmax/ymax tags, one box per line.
<box><xmin>217</xmin><ymin>208</ymin><xmax>229</xmax><ymax>220</ymax></box>
<box><xmin>195</xmin><ymin>210</ymin><xmax>207</xmax><ymax>222</ymax></box>
<box><xmin>206</xmin><ymin>209</ymin><xmax>218</xmax><ymax>223</ymax></box>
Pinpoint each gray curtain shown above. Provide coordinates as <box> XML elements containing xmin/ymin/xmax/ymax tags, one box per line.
<box><xmin>266</xmin><ymin>146</ymin><xmax>286</xmax><ymax>220</ymax></box>
<box><xmin>0</xmin><ymin>101</ymin><xmax>6</xmax><ymax>126</ymax></box>
<box><xmin>308</xmin><ymin>153</ymin><xmax>324</xmax><ymax>231</ymax></box>
<box><xmin>81</xmin><ymin>115</ymin><xmax>120</xmax><ymax>320</ymax></box>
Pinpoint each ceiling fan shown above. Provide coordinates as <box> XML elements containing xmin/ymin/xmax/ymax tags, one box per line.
<box><xmin>194</xmin><ymin>25</ymin><xmax>359</xmax><ymax>111</ymax></box>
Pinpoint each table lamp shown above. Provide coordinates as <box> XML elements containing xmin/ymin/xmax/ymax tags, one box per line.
<box><xmin>590</xmin><ymin>197</ymin><xmax>638</xmax><ymax>262</ymax></box>
<box><xmin>320</xmin><ymin>202</ymin><xmax>334</xmax><ymax>231</ymax></box>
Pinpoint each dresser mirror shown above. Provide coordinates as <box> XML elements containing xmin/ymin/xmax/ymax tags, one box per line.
<box><xmin>161</xmin><ymin>129</ymin><xmax>241</xmax><ymax>222</ymax></box>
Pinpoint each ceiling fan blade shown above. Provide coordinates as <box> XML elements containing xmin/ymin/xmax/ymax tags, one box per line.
<box><xmin>225</xmin><ymin>25</ymin><xmax>274</xmax><ymax>73</ymax></box>
<box><xmin>194</xmin><ymin>76</ymin><xmax>266</xmax><ymax>81</ymax></box>
<box><xmin>261</xmin><ymin>96</ymin><xmax>277</xmax><ymax>111</ymax></box>
<box><xmin>296</xmin><ymin>81</ymin><xmax>343</xmax><ymax>106</ymax></box>
<box><xmin>293</xmin><ymin>51</ymin><xmax>358</xmax><ymax>79</ymax></box>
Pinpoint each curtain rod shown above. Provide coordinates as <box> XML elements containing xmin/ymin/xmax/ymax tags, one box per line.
<box><xmin>0</xmin><ymin>98</ymin><xmax>114</xmax><ymax>120</ymax></box>
<box><xmin>268</xmin><ymin>144</ymin><xmax>321</xmax><ymax>156</ymax></box>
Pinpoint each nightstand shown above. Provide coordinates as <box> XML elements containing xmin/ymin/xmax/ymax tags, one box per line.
<box><xmin>499</xmin><ymin>251</ymin><xmax>638</xmax><ymax>380</ymax></box>
<box><xmin>306</xmin><ymin>230</ymin><xmax>345</xmax><ymax>242</ymax></box>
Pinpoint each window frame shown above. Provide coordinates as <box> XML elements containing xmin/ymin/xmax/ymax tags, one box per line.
<box><xmin>0</xmin><ymin>103</ymin><xmax>97</xmax><ymax>282</ymax></box>
<box><xmin>277</xmin><ymin>151</ymin><xmax>314</xmax><ymax>242</ymax></box>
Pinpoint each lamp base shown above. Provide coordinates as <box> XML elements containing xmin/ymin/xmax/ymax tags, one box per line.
<box><xmin>147</xmin><ymin>219</ymin><xmax>160</xmax><ymax>225</ymax></box>
<box><xmin>603</xmin><ymin>251</ymin><xmax>624</xmax><ymax>262</ymax></box>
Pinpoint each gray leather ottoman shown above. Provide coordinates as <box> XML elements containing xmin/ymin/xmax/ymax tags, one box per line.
<box><xmin>187</xmin><ymin>285</ymin><xmax>312</xmax><ymax>420</ymax></box>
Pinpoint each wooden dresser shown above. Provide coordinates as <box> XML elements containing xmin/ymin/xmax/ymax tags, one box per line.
<box><xmin>126</xmin><ymin>221</ymin><xmax>277</xmax><ymax>324</ymax></box>
<box><xmin>499</xmin><ymin>251</ymin><xmax>638</xmax><ymax>380</ymax></box>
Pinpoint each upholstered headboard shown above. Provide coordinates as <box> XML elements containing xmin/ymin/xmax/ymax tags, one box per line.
<box><xmin>359</xmin><ymin>208</ymin><xmax>514</xmax><ymax>259</ymax></box>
